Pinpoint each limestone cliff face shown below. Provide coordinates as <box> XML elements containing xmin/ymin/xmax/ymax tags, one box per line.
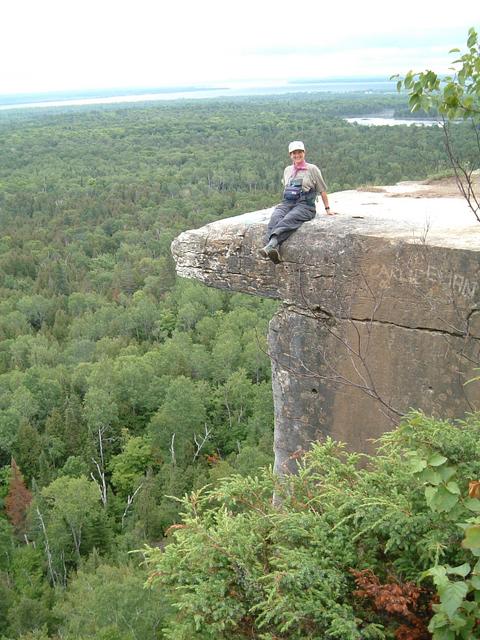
<box><xmin>172</xmin><ymin>182</ymin><xmax>480</xmax><ymax>474</ymax></box>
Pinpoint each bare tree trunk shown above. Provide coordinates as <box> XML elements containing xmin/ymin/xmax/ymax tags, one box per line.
<box><xmin>91</xmin><ymin>426</ymin><xmax>108</xmax><ymax>507</ymax></box>
<box><xmin>121</xmin><ymin>483</ymin><xmax>143</xmax><ymax>529</ymax></box>
<box><xmin>170</xmin><ymin>433</ymin><xmax>176</xmax><ymax>466</ymax></box>
<box><xmin>193</xmin><ymin>424</ymin><xmax>212</xmax><ymax>463</ymax></box>
<box><xmin>70</xmin><ymin>525</ymin><xmax>82</xmax><ymax>559</ymax></box>
<box><xmin>36</xmin><ymin>506</ymin><xmax>57</xmax><ymax>587</ymax></box>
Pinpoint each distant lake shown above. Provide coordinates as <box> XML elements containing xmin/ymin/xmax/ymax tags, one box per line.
<box><xmin>344</xmin><ymin>115</ymin><xmax>441</xmax><ymax>127</ymax></box>
<box><xmin>0</xmin><ymin>78</ymin><xmax>397</xmax><ymax>111</ymax></box>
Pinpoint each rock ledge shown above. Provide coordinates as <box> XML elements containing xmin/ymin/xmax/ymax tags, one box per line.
<box><xmin>172</xmin><ymin>184</ymin><xmax>480</xmax><ymax>473</ymax></box>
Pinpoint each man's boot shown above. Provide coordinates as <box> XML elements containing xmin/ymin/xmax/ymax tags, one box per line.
<box><xmin>259</xmin><ymin>237</ymin><xmax>281</xmax><ymax>264</ymax></box>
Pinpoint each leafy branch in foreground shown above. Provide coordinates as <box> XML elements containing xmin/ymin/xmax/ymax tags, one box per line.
<box><xmin>411</xmin><ymin>453</ymin><xmax>480</xmax><ymax>639</ymax></box>
<box><xmin>142</xmin><ymin>411</ymin><xmax>480</xmax><ymax>639</ymax></box>
<box><xmin>393</xmin><ymin>28</ymin><xmax>479</xmax><ymax>121</ymax></box>
<box><xmin>393</xmin><ymin>27</ymin><xmax>480</xmax><ymax>221</ymax></box>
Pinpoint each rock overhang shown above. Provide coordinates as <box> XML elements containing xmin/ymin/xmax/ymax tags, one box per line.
<box><xmin>171</xmin><ymin>181</ymin><xmax>480</xmax><ymax>470</ymax></box>
<box><xmin>172</xmin><ymin>184</ymin><xmax>480</xmax><ymax>336</ymax></box>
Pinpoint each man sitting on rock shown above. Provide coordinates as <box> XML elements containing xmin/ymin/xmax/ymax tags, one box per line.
<box><xmin>260</xmin><ymin>140</ymin><xmax>333</xmax><ymax>264</ymax></box>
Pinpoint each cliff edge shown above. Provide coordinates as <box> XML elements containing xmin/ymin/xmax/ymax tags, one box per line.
<box><xmin>172</xmin><ymin>181</ymin><xmax>480</xmax><ymax>473</ymax></box>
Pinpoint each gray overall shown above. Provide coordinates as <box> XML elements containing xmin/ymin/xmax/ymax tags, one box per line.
<box><xmin>264</xmin><ymin>197</ymin><xmax>316</xmax><ymax>245</ymax></box>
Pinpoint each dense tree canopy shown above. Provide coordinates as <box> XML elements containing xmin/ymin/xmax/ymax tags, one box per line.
<box><xmin>0</xmin><ymin>90</ymin><xmax>477</xmax><ymax>638</ymax></box>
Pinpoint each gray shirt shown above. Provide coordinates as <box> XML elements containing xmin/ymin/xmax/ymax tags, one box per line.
<box><xmin>283</xmin><ymin>162</ymin><xmax>327</xmax><ymax>195</ymax></box>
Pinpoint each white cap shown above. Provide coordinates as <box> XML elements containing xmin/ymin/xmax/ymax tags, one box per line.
<box><xmin>288</xmin><ymin>140</ymin><xmax>305</xmax><ymax>153</ymax></box>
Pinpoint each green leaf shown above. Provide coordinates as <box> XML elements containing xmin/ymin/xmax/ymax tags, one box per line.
<box><xmin>426</xmin><ymin>485</ymin><xmax>460</xmax><ymax>512</ymax></box>
<box><xmin>432</xmin><ymin>603</ymin><xmax>452</xmax><ymax>622</ymax></box>
<box><xmin>446</xmin><ymin>481</ymin><xmax>461</xmax><ymax>495</ymax></box>
<box><xmin>425</xmin><ymin>564</ymin><xmax>449</xmax><ymax>588</ymax></box>
<box><xmin>446</xmin><ymin>563</ymin><xmax>471</xmax><ymax>578</ymax></box>
<box><xmin>472</xmin><ymin>558</ymin><xmax>480</xmax><ymax>575</ymax></box>
<box><xmin>410</xmin><ymin>456</ymin><xmax>428</xmax><ymax>474</ymax></box>
<box><xmin>462</xmin><ymin>525</ymin><xmax>480</xmax><ymax>550</ymax></box>
<box><xmin>428</xmin><ymin>610</ymin><xmax>453</xmax><ymax>634</ymax></box>
<box><xmin>467</xmin><ymin>31</ymin><xmax>477</xmax><ymax>49</ymax></box>
<box><xmin>419</xmin><ymin>467</ymin><xmax>442</xmax><ymax>484</ymax></box>
<box><xmin>425</xmin><ymin>485</ymin><xmax>438</xmax><ymax>508</ymax></box>
<box><xmin>428</xmin><ymin>453</ymin><xmax>448</xmax><ymax>467</ymax></box>
<box><xmin>470</xmin><ymin>575</ymin><xmax>480</xmax><ymax>590</ymax></box>
<box><xmin>438</xmin><ymin>466</ymin><xmax>456</xmax><ymax>483</ymax></box>
<box><xmin>464</xmin><ymin>498</ymin><xmax>480</xmax><ymax>513</ymax></box>
<box><xmin>404</xmin><ymin>73</ymin><xmax>414</xmax><ymax>89</ymax></box>
<box><xmin>438</xmin><ymin>581</ymin><xmax>468</xmax><ymax>620</ymax></box>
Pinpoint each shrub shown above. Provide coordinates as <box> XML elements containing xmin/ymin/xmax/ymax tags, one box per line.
<box><xmin>143</xmin><ymin>411</ymin><xmax>480</xmax><ymax>639</ymax></box>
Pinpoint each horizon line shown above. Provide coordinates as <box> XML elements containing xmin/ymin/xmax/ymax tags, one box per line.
<box><xmin>0</xmin><ymin>76</ymin><xmax>397</xmax><ymax>100</ymax></box>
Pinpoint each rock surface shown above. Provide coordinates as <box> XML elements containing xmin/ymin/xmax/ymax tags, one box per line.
<box><xmin>172</xmin><ymin>181</ymin><xmax>480</xmax><ymax>473</ymax></box>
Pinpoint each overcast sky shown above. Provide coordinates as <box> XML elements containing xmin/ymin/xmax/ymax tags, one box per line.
<box><xmin>2</xmin><ymin>0</ymin><xmax>478</xmax><ymax>94</ymax></box>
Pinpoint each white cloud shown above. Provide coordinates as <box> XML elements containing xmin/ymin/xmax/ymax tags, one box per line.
<box><xmin>1</xmin><ymin>0</ymin><xmax>478</xmax><ymax>93</ymax></box>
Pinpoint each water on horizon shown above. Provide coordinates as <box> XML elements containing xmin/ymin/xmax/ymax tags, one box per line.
<box><xmin>0</xmin><ymin>78</ymin><xmax>397</xmax><ymax>112</ymax></box>
<box><xmin>345</xmin><ymin>116</ymin><xmax>442</xmax><ymax>127</ymax></box>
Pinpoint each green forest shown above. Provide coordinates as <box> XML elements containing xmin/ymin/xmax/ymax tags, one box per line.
<box><xmin>0</xmin><ymin>91</ymin><xmax>478</xmax><ymax>639</ymax></box>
